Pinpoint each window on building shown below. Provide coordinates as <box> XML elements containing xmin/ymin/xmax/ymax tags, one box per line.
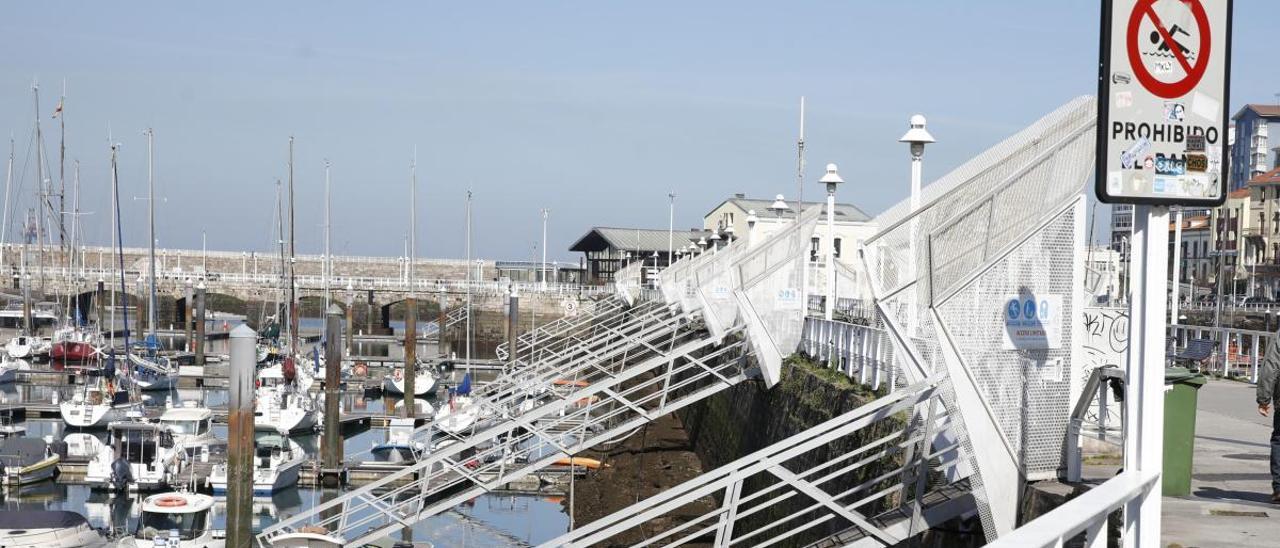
<box><xmin>833</xmin><ymin>237</ymin><xmax>842</xmax><ymax>259</ymax></box>
<box><xmin>810</xmin><ymin>237</ymin><xmax>820</xmax><ymax>262</ymax></box>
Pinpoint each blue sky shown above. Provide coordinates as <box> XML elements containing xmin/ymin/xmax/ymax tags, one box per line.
<box><xmin>0</xmin><ymin>1</ymin><xmax>1271</xmax><ymax>261</ymax></box>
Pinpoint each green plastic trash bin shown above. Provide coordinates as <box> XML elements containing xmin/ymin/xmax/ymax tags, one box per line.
<box><xmin>1163</xmin><ymin>366</ymin><xmax>1207</xmax><ymax>496</ymax></box>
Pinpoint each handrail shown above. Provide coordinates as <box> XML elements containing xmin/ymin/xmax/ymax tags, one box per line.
<box><xmin>984</xmin><ymin>471</ymin><xmax>1158</xmax><ymax>548</ymax></box>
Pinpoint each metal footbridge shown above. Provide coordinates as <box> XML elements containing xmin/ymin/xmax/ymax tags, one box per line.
<box><xmin>260</xmin><ymin>96</ymin><xmax>1100</xmax><ymax>547</ymax></box>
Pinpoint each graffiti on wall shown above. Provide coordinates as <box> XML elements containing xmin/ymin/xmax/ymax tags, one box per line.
<box><xmin>1081</xmin><ymin>306</ymin><xmax>1128</xmax><ymax>374</ymax></box>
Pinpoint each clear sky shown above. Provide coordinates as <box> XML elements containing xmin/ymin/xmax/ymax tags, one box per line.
<box><xmin>0</xmin><ymin>1</ymin><xmax>1271</xmax><ymax>261</ymax></box>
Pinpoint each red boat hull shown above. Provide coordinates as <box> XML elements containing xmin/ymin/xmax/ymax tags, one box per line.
<box><xmin>52</xmin><ymin>341</ymin><xmax>96</xmax><ymax>361</ymax></box>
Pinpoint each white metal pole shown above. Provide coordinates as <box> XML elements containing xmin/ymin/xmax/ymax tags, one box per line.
<box><xmin>1122</xmin><ymin>204</ymin><xmax>1168</xmax><ymax>548</ymax></box>
<box><xmin>1171</xmin><ymin>208</ymin><xmax>1182</xmax><ymax>324</ymax></box>
<box><xmin>825</xmin><ymin>189</ymin><xmax>835</xmax><ymax>321</ymax></box>
<box><xmin>541</xmin><ymin>208</ymin><xmax>549</xmax><ymax>288</ymax></box>
<box><xmin>667</xmin><ymin>193</ymin><xmax>675</xmax><ymax>270</ymax></box>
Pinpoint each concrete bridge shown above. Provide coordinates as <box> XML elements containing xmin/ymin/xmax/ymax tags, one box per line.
<box><xmin>2</xmin><ymin>243</ymin><xmax>601</xmax><ymax>332</ymax></box>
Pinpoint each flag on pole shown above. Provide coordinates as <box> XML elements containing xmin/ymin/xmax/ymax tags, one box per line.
<box><xmin>51</xmin><ymin>99</ymin><xmax>63</xmax><ymax>119</ymax></box>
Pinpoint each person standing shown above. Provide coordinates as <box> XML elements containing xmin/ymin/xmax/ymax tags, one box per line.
<box><xmin>1256</xmin><ymin>339</ymin><xmax>1280</xmax><ymax>502</ymax></box>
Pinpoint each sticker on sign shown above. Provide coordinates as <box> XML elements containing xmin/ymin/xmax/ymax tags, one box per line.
<box><xmin>1096</xmin><ymin>0</ymin><xmax>1232</xmax><ymax>206</ymax></box>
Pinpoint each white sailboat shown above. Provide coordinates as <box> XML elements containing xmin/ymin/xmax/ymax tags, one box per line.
<box><xmin>129</xmin><ymin>128</ymin><xmax>179</xmax><ymax>391</ymax></box>
<box><xmin>207</xmin><ymin>434</ymin><xmax>305</xmax><ymax>496</ymax></box>
<box><xmin>254</xmin><ymin>360</ymin><xmax>320</xmax><ymax>435</ymax></box>
<box><xmin>59</xmin><ymin>371</ymin><xmax>144</xmax><ymax>428</ymax></box>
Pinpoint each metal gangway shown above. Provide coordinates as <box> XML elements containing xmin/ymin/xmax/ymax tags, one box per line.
<box><xmin>537</xmin><ymin>95</ymin><xmax>1100</xmax><ymax>547</ymax></box>
<box><xmin>540</xmin><ymin>372</ymin><xmax>971</xmax><ymax>548</ymax></box>
<box><xmin>495</xmin><ymin>296</ymin><xmax>625</xmax><ymax>362</ymax></box>
<box><xmin>258</xmin><ymin>203</ymin><xmax>820</xmax><ymax>546</ymax></box>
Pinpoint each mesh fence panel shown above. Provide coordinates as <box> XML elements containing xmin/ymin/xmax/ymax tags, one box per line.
<box><xmin>694</xmin><ymin>239</ymin><xmax>747</xmax><ymax>338</ymax></box>
<box><xmin>857</xmin><ymin>96</ymin><xmax>1096</xmax><ymax>539</ymax></box>
<box><xmin>734</xmin><ymin>207</ymin><xmax>822</xmax><ymax>386</ymax></box>
<box><xmin>935</xmin><ymin>204</ymin><xmax>1082</xmax><ymax>477</ymax></box>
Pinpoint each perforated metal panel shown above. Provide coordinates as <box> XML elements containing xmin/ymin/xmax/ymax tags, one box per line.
<box><xmin>734</xmin><ymin>207</ymin><xmax>821</xmax><ymax>386</ymax></box>
<box><xmin>694</xmin><ymin>239</ymin><xmax>746</xmax><ymax>339</ymax></box>
<box><xmin>858</xmin><ymin>96</ymin><xmax>1097</xmax><ymax>539</ymax></box>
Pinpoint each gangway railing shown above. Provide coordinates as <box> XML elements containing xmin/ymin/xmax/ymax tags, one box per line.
<box><xmin>259</xmin><ymin>318</ymin><xmax>754</xmax><ymax>545</ymax></box>
<box><xmin>443</xmin><ymin>306</ymin><xmax>469</xmax><ymax>329</ymax></box>
<box><xmin>539</xmin><ymin>374</ymin><xmax>970</xmax><ymax>548</ymax></box>
<box><xmin>982</xmin><ymin>470</ymin><xmax>1158</xmax><ymax>548</ymax></box>
<box><xmin>496</xmin><ymin>297</ymin><xmax>626</xmax><ymax>361</ymax></box>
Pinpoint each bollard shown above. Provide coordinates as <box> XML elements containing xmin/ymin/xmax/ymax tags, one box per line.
<box><xmin>507</xmin><ymin>287</ymin><xmax>519</xmax><ymax>368</ymax></box>
<box><xmin>195</xmin><ymin>282</ymin><xmax>207</xmax><ymax>366</ymax></box>
<box><xmin>403</xmin><ymin>297</ymin><xmax>417</xmax><ymax>418</ymax></box>
<box><xmin>322</xmin><ymin>304</ymin><xmax>344</xmax><ymax>486</ymax></box>
<box><xmin>226</xmin><ymin>324</ymin><xmax>257</xmax><ymax>546</ymax></box>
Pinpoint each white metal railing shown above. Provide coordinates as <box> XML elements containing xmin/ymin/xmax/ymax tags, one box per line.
<box><xmin>15</xmin><ymin>265</ymin><xmax>607</xmax><ymax>298</ymax></box>
<box><xmin>1167</xmin><ymin>323</ymin><xmax>1272</xmax><ymax>382</ymax></box>
<box><xmin>801</xmin><ymin>317</ymin><xmax>898</xmax><ymax>393</ymax></box>
<box><xmin>1065</xmin><ymin>366</ymin><xmax>1125</xmax><ymax>482</ymax></box>
<box><xmin>985</xmin><ymin>471</ymin><xmax>1158</xmax><ymax>548</ymax></box>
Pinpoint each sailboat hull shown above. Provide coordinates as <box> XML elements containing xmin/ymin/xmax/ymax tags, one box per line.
<box><xmin>52</xmin><ymin>341</ymin><xmax>96</xmax><ymax>361</ymax></box>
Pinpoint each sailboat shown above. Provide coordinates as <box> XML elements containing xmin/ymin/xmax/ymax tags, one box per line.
<box><xmin>381</xmin><ymin>361</ymin><xmax>437</xmax><ymax>397</ymax></box>
<box><xmin>254</xmin><ymin>141</ymin><xmax>322</xmax><ymax>436</ymax></box>
<box><xmin>129</xmin><ymin>129</ymin><xmax>177</xmax><ymax>391</ymax></box>
<box><xmin>59</xmin><ymin>360</ymin><xmax>143</xmax><ymax>428</ymax></box>
<box><xmin>61</xmin><ymin>142</ymin><xmax>145</xmax><ymax>429</ymax></box>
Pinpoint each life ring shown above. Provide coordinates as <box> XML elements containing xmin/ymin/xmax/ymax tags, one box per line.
<box><xmin>154</xmin><ymin>495</ymin><xmax>187</xmax><ymax>507</ymax></box>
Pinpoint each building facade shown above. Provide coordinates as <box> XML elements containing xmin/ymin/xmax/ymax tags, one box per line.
<box><xmin>1230</xmin><ymin>104</ymin><xmax>1280</xmax><ymax>191</ymax></box>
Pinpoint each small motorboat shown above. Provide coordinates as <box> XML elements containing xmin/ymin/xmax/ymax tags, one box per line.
<box><xmin>208</xmin><ymin>434</ymin><xmax>306</xmax><ymax>496</ymax></box>
<box><xmin>371</xmin><ymin>417</ymin><xmax>426</xmax><ymax>463</ymax></box>
<box><xmin>266</xmin><ymin>530</ymin><xmax>346</xmax><ymax>548</ymax></box>
<box><xmin>158</xmin><ymin>402</ymin><xmax>222</xmax><ymax>461</ymax></box>
<box><xmin>63</xmin><ymin>432</ymin><xmax>104</xmax><ymax>461</ymax></box>
<box><xmin>113</xmin><ymin>491</ymin><xmax>225</xmax><ymax>548</ymax></box>
<box><xmin>0</xmin><ymin>510</ymin><xmax>110</xmax><ymax>547</ymax></box>
<box><xmin>0</xmin><ymin>436</ymin><xmax>61</xmax><ymax>487</ymax></box>
<box><xmin>85</xmin><ymin>421</ymin><xmax>184</xmax><ymax>492</ymax></box>
<box><xmin>0</xmin><ymin>356</ymin><xmax>32</xmax><ymax>383</ymax></box>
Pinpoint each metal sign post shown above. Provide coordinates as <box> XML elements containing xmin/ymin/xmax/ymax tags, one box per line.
<box><xmin>1096</xmin><ymin>1</ymin><xmax>1231</xmax><ymax>546</ymax></box>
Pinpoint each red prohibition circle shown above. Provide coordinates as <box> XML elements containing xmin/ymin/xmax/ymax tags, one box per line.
<box><xmin>1126</xmin><ymin>0</ymin><xmax>1211</xmax><ymax>99</ymax></box>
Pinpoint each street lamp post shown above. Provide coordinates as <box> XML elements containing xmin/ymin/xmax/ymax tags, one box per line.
<box><xmin>900</xmin><ymin>115</ymin><xmax>934</xmax><ymax>334</ymax></box>
<box><xmin>540</xmin><ymin>208</ymin><xmax>549</xmax><ymax>288</ymax></box>
<box><xmin>819</xmin><ymin>164</ymin><xmax>843</xmax><ymax>321</ymax></box>
<box><xmin>668</xmin><ymin>193</ymin><xmax>675</xmax><ymax>269</ymax></box>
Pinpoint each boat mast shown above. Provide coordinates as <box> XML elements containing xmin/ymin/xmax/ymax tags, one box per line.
<box><xmin>288</xmin><ymin>137</ymin><xmax>298</xmax><ymax>353</ymax></box>
<box><xmin>1</xmin><ymin>137</ymin><xmax>12</xmax><ymax>272</ymax></box>
<box><xmin>111</xmin><ymin>142</ymin><xmax>131</xmax><ymax>352</ymax></box>
<box><xmin>465</xmin><ymin>190</ymin><xmax>472</xmax><ymax>372</ymax></box>
<box><xmin>276</xmin><ymin>180</ymin><xmax>287</xmax><ymax>335</ymax></box>
<box><xmin>32</xmin><ymin>83</ymin><xmax>46</xmax><ymax>295</ymax></box>
<box><xmin>57</xmin><ymin>80</ymin><xmax>66</xmax><ymax>248</ymax></box>
<box><xmin>323</xmin><ymin>160</ymin><xmax>331</xmax><ymax>312</ymax></box>
<box><xmin>145</xmin><ymin>128</ymin><xmax>157</xmax><ymax>340</ymax></box>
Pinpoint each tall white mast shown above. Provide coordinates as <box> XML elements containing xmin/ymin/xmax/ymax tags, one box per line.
<box><xmin>465</xmin><ymin>190</ymin><xmax>472</xmax><ymax>372</ymax></box>
<box><xmin>145</xmin><ymin>128</ymin><xmax>158</xmax><ymax>339</ymax></box>
<box><xmin>323</xmin><ymin>160</ymin><xmax>332</xmax><ymax>311</ymax></box>
<box><xmin>57</xmin><ymin>80</ymin><xmax>66</xmax><ymax>248</ymax></box>
<box><xmin>1</xmin><ymin>137</ymin><xmax>12</xmax><ymax>270</ymax></box>
<box><xmin>409</xmin><ymin>151</ymin><xmax>416</xmax><ymax>298</ymax></box>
